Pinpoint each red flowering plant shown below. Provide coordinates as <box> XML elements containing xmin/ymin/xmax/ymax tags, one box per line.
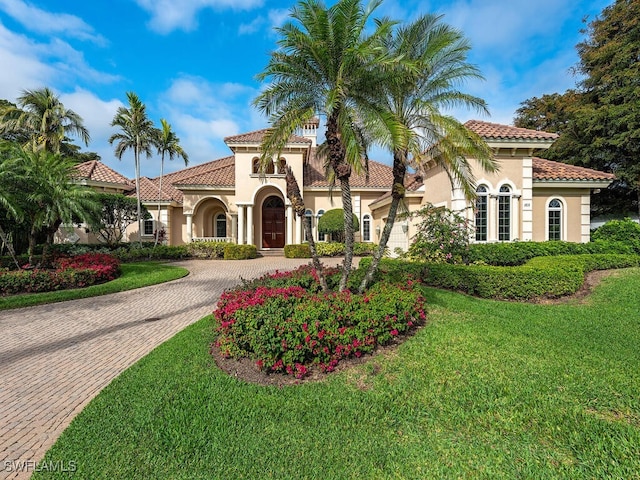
<box><xmin>213</xmin><ymin>267</ymin><xmax>427</xmax><ymax>378</ymax></box>
<box><xmin>0</xmin><ymin>253</ymin><xmax>120</xmax><ymax>295</ymax></box>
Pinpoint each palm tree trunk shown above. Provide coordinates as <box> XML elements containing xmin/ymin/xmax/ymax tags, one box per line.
<box><xmin>284</xmin><ymin>165</ymin><xmax>328</xmax><ymax>292</ymax></box>
<box><xmin>135</xmin><ymin>137</ymin><xmax>142</xmax><ymax>248</ymax></box>
<box><xmin>154</xmin><ymin>154</ymin><xmax>165</xmax><ymax>248</ymax></box>
<box><xmin>28</xmin><ymin>223</ymin><xmax>38</xmax><ymax>266</ymax></box>
<box><xmin>339</xmin><ymin>176</ymin><xmax>354</xmax><ymax>291</ymax></box>
<box><xmin>358</xmin><ymin>153</ymin><xmax>407</xmax><ymax>293</ymax></box>
<box><xmin>0</xmin><ymin>225</ymin><xmax>20</xmax><ymax>270</ymax></box>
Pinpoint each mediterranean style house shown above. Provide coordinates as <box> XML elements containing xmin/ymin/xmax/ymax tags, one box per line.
<box><xmin>68</xmin><ymin>120</ymin><xmax>615</xmax><ymax>253</ymax></box>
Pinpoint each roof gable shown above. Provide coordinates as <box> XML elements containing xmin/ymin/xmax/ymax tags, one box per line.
<box><xmin>73</xmin><ymin>160</ymin><xmax>133</xmax><ymax>187</ymax></box>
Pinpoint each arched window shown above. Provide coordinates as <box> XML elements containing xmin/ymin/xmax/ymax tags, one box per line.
<box><xmin>303</xmin><ymin>209</ymin><xmax>313</xmax><ymax>241</ymax></box>
<box><xmin>475</xmin><ymin>185</ymin><xmax>488</xmax><ymax>241</ymax></box>
<box><xmin>277</xmin><ymin>158</ymin><xmax>287</xmax><ymax>174</ymax></box>
<box><xmin>215</xmin><ymin>213</ymin><xmax>227</xmax><ymax>238</ymax></box>
<box><xmin>548</xmin><ymin>199</ymin><xmax>562</xmax><ymax>241</ymax></box>
<box><xmin>362</xmin><ymin>214</ymin><xmax>372</xmax><ymax>242</ymax></box>
<box><xmin>317</xmin><ymin>209</ymin><xmax>325</xmax><ymax>241</ymax></box>
<box><xmin>252</xmin><ymin>157</ymin><xmax>260</xmax><ymax>174</ymax></box>
<box><xmin>498</xmin><ymin>185</ymin><xmax>511</xmax><ymax>241</ymax></box>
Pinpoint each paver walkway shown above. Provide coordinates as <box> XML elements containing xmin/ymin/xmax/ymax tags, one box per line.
<box><xmin>0</xmin><ymin>257</ymin><xmax>335</xmax><ymax>479</ymax></box>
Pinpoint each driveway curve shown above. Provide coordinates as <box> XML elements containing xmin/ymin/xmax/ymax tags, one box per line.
<box><xmin>0</xmin><ymin>257</ymin><xmax>336</xmax><ymax>479</ymax></box>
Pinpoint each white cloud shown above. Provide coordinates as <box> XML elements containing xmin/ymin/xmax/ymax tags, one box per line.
<box><xmin>0</xmin><ymin>0</ymin><xmax>106</xmax><ymax>44</ymax></box>
<box><xmin>134</xmin><ymin>0</ymin><xmax>265</xmax><ymax>34</ymax></box>
<box><xmin>239</xmin><ymin>16</ymin><xmax>265</xmax><ymax>35</ymax></box>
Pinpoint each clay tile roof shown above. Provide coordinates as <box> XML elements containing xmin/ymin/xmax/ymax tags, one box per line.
<box><xmin>136</xmin><ymin>177</ymin><xmax>183</xmax><ymax>202</ymax></box>
<box><xmin>73</xmin><ymin>160</ymin><xmax>133</xmax><ymax>186</ymax></box>
<box><xmin>369</xmin><ymin>173</ymin><xmax>424</xmax><ymax>206</ymax></box>
<box><xmin>304</xmin><ymin>148</ymin><xmax>395</xmax><ymax>188</ymax></box>
<box><xmin>465</xmin><ymin>120</ymin><xmax>559</xmax><ymax>141</ymax></box>
<box><xmin>224</xmin><ymin>129</ymin><xmax>311</xmax><ymax>145</ymax></box>
<box><xmin>532</xmin><ymin>157</ymin><xmax>616</xmax><ymax>182</ymax></box>
<box><xmin>170</xmin><ymin>156</ymin><xmax>235</xmax><ymax>187</ymax></box>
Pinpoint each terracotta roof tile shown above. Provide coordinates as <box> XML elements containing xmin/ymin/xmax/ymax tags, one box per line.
<box><xmin>73</xmin><ymin>160</ymin><xmax>133</xmax><ymax>187</ymax></box>
<box><xmin>170</xmin><ymin>156</ymin><xmax>235</xmax><ymax>187</ymax></box>
<box><xmin>304</xmin><ymin>148</ymin><xmax>395</xmax><ymax>188</ymax></box>
<box><xmin>532</xmin><ymin>157</ymin><xmax>615</xmax><ymax>182</ymax></box>
<box><xmin>224</xmin><ymin>129</ymin><xmax>311</xmax><ymax>145</ymax></box>
<box><xmin>136</xmin><ymin>177</ymin><xmax>183</xmax><ymax>203</ymax></box>
<box><xmin>465</xmin><ymin>120</ymin><xmax>558</xmax><ymax>141</ymax></box>
<box><xmin>369</xmin><ymin>173</ymin><xmax>424</xmax><ymax>206</ymax></box>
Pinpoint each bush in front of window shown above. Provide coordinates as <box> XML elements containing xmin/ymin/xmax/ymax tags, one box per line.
<box><xmin>317</xmin><ymin>209</ymin><xmax>359</xmax><ymax>243</ymax></box>
<box><xmin>592</xmin><ymin>218</ymin><xmax>640</xmax><ymax>244</ymax></box>
<box><xmin>187</xmin><ymin>241</ymin><xmax>227</xmax><ymax>259</ymax></box>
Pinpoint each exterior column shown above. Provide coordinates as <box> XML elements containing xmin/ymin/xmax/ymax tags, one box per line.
<box><xmin>238</xmin><ymin>205</ymin><xmax>245</xmax><ymax>245</ymax></box>
<box><xmin>512</xmin><ymin>195</ymin><xmax>521</xmax><ymax>241</ymax></box>
<box><xmin>296</xmin><ymin>213</ymin><xmax>303</xmax><ymax>244</ymax></box>
<box><xmin>186</xmin><ymin>213</ymin><xmax>193</xmax><ymax>243</ymax></box>
<box><xmin>231</xmin><ymin>214</ymin><xmax>238</xmax><ymax>243</ymax></box>
<box><xmin>489</xmin><ymin>194</ymin><xmax>498</xmax><ymax>242</ymax></box>
<box><xmin>246</xmin><ymin>205</ymin><xmax>254</xmax><ymax>246</ymax></box>
<box><xmin>521</xmin><ymin>157</ymin><xmax>534</xmax><ymax>241</ymax></box>
<box><xmin>287</xmin><ymin>205</ymin><xmax>293</xmax><ymax>245</ymax></box>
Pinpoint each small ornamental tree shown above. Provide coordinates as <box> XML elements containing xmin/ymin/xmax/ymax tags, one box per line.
<box><xmin>405</xmin><ymin>203</ymin><xmax>473</xmax><ymax>264</ymax></box>
<box><xmin>89</xmin><ymin>193</ymin><xmax>150</xmax><ymax>245</ymax></box>
<box><xmin>591</xmin><ymin>218</ymin><xmax>640</xmax><ymax>243</ymax></box>
<box><xmin>317</xmin><ymin>209</ymin><xmax>359</xmax><ymax>243</ymax></box>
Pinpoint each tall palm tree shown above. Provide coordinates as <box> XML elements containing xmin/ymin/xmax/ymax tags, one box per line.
<box><xmin>357</xmin><ymin>14</ymin><xmax>498</xmax><ymax>292</ymax></box>
<box><xmin>153</xmin><ymin>119</ymin><xmax>189</xmax><ymax>247</ymax></box>
<box><xmin>254</xmin><ymin>0</ymin><xmax>401</xmax><ymax>291</ymax></box>
<box><xmin>0</xmin><ymin>87</ymin><xmax>90</xmax><ymax>153</ymax></box>
<box><xmin>109</xmin><ymin>92</ymin><xmax>155</xmax><ymax>247</ymax></box>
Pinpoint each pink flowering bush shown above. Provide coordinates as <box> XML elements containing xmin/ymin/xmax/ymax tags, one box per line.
<box><xmin>0</xmin><ymin>253</ymin><xmax>120</xmax><ymax>295</ymax></box>
<box><xmin>213</xmin><ymin>268</ymin><xmax>427</xmax><ymax>378</ymax></box>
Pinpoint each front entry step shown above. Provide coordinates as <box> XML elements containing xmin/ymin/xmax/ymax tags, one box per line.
<box><xmin>259</xmin><ymin>249</ymin><xmax>285</xmax><ymax>257</ymax></box>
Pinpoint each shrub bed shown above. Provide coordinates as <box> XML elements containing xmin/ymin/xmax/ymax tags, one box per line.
<box><xmin>213</xmin><ymin>267</ymin><xmax>426</xmax><ymax>377</ymax></box>
<box><xmin>284</xmin><ymin>242</ymin><xmax>378</xmax><ymax>258</ymax></box>
<box><xmin>224</xmin><ymin>244</ymin><xmax>257</xmax><ymax>260</ymax></box>
<box><xmin>187</xmin><ymin>241</ymin><xmax>226</xmax><ymax>259</ymax></box>
<box><xmin>0</xmin><ymin>253</ymin><xmax>121</xmax><ymax>295</ymax></box>
<box><xmin>360</xmin><ymin>254</ymin><xmax>640</xmax><ymax>301</ymax></box>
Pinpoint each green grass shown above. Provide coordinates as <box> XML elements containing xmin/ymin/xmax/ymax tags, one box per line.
<box><xmin>0</xmin><ymin>262</ymin><xmax>189</xmax><ymax>310</ymax></box>
<box><xmin>34</xmin><ymin>269</ymin><xmax>640</xmax><ymax>479</ymax></box>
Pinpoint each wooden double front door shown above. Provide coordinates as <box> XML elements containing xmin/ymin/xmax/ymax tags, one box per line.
<box><xmin>262</xmin><ymin>196</ymin><xmax>285</xmax><ymax>248</ymax></box>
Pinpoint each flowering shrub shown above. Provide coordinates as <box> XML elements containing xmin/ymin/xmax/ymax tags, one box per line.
<box><xmin>0</xmin><ymin>253</ymin><xmax>120</xmax><ymax>295</ymax></box>
<box><xmin>213</xmin><ymin>269</ymin><xmax>427</xmax><ymax>378</ymax></box>
<box><xmin>405</xmin><ymin>204</ymin><xmax>473</xmax><ymax>264</ymax></box>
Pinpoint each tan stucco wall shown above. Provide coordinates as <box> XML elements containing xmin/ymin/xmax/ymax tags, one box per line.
<box><xmin>532</xmin><ymin>189</ymin><xmax>590</xmax><ymax>243</ymax></box>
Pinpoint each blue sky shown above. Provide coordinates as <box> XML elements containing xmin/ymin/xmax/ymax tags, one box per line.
<box><xmin>0</xmin><ymin>0</ymin><xmax>612</xmax><ymax>179</ymax></box>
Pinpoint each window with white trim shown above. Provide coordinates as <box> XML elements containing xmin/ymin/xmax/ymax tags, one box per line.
<box><xmin>317</xmin><ymin>210</ymin><xmax>325</xmax><ymax>241</ymax></box>
<box><xmin>475</xmin><ymin>185</ymin><xmax>488</xmax><ymax>241</ymax></box>
<box><xmin>362</xmin><ymin>214</ymin><xmax>372</xmax><ymax>242</ymax></box>
<box><xmin>215</xmin><ymin>213</ymin><xmax>227</xmax><ymax>238</ymax></box>
<box><xmin>548</xmin><ymin>199</ymin><xmax>562</xmax><ymax>241</ymax></box>
<box><xmin>143</xmin><ymin>219</ymin><xmax>154</xmax><ymax>236</ymax></box>
<box><xmin>498</xmin><ymin>185</ymin><xmax>511</xmax><ymax>241</ymax></box>
<box><xmin>303</xmin><ymin>209</ymin><xmax>313</xmax><ymax>241</ymax></box>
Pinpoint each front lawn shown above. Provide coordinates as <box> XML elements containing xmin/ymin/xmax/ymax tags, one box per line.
<box><xmin>34</xmin><ymin>267</ymin><xmax>640</xmax><ymax>478</ymax></box>
<box><xmin>0</xmin><ymin>262</ymin><xmax>189</xmax><ymax>310</ymax></box>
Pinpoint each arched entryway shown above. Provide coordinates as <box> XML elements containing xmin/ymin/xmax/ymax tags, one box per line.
<box><xmin>262</xmin><ymin>196</ymin><xmax>285</xmax><ymax>248</ymax></box>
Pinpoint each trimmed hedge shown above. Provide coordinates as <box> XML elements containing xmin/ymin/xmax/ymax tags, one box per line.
<box><xmin>224</xmin><ymin>244</ymin><xmax>257</xmax><ymax>260</ymax></box>
<box><xmin>467</xmin><ymin>240</ymin><xmax>640</xmax><ymax>266</ymax></box>
<box><xmin>187</xmin><ymin>241</ymin><xmax>227</xmax><ymax>259</ymax></box>
<box><xmin>359</xmin><ymin>254</ymin><xmax>640</xmax><ymax>301</ymax></box>
<box><xmin>284</xmin><ymin>242</ymin><xmax>378</xmax><ymax>258</ymax></box>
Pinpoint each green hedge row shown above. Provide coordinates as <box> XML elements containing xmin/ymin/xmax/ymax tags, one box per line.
<box><xmin>359</xmin><ymin>254</ymin><xmax>640</xmax><ymax>301</ymax></box>
<box><xmin>467</xmin><ymin>240</ymin><xmax>640</xmax><ymax>266</ymax></box>
<box><xmin>284</xmin><ymin>242</ymin><xmax>378</xmax><ymax>258</ymax></box>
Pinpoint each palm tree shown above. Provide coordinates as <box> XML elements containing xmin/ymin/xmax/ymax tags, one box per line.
<box><xmin>3</xmin><ymin>146</ymin><xmax>99</xmax><ymax>265</ymax></box>
<box><xmin>254</xmin><ymin>0</ymin><xmax>401</xmax><ymax>291</ymax></box>
<box><xmin>0</xmin><ymin>87</ymin><xmax>90</xmax><ymax>153</ymax></box>
<box><xmin>109</xmin><ymin>92</ymin><xmax>155</xmax><ymax>247</ymax></box>
<box><xmin>153</xmin><ymin>119</ymin><xmax>189</xmax><ymax>247</ymax></box>
<box><xmin>0</xmin><ymin>142</ymin><xmax>22</xmax><ymax>268</ymax></box>
<box><xmin>357</xmin><ymin>14</ymin><xmax>498</xmax><ymax>292</ymax></box>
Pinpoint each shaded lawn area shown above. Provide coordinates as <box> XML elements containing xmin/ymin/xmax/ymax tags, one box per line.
<box><xmin>34</xmin><ymin>268</ymin><xmax>640</xmax><ymax>479</ymax></box>
<box><xmin>0</xmin><ymin>262</ymin><xmax>189</xmax><ymax>310</ymax></box>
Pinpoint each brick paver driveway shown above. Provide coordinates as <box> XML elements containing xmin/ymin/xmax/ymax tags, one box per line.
<box><xmin>0</xmin><ymin>257</ymin><xmax>336</xmax><ymax>479</ymax></box>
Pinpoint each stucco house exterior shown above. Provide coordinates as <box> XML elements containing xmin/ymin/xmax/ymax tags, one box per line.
<box><xmin>69</xmin><ymin>120</ymin><xmax>615</xmax><ymax>252</ymax></box>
